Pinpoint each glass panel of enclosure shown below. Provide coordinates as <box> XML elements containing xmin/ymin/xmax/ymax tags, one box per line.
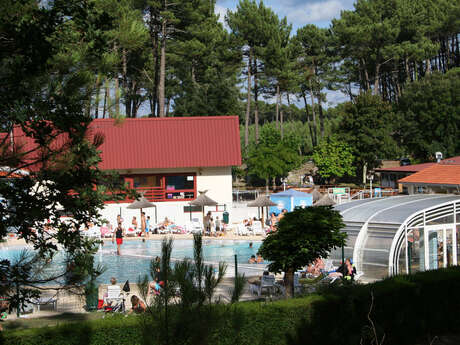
<box><xmin>408</xmin><ymin>228</ymin><xmax>424</xmax><ymax>274</ymax></box>
<box><xmin>457</xmin><ymin>225</ymin><xmax>460</xmax><ymax>266</ymax></box>
<box><xmin>398</xmin><ymin>239</ymin><xmax>407</xmax><ymax>275</ymax></box>
<box><xmin>426</xmin><ymin>214</ymin><xmax>454</xmax><ymax>226</ymax></box>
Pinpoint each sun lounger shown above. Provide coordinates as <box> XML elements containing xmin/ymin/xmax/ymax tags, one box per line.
<box><xmin>126</xmin><ymin>227</ymin><xmax>140</xmax><ymax>237</ymax></box>
<box><xmin>100</xmin><ymin>226</ymin><xmax>112</xmax><ymax>238</ymax></box>
<box><xmin>83</xmin><ymin>226</ymin><xmax>101</xmax><ymax>239</ymax></box>
<box><xmin>31</xmin><ymin>296</ymin><xmax>58</xmax><ymax>312</ymax></box>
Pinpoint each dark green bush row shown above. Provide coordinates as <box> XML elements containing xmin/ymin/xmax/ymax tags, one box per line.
<box><xmin>288</xmin><ymin>267</ymin><xmax>460</xmax><ymax>345</ymax></box>
<box><xmin>3</xmin><ymin>267</ymin><xmax>460</xmax><ymax>345</ymax></box>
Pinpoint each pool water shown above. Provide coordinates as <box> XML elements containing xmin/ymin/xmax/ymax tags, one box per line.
<box><xmin>0</xmin><ymin>239</ymin><xmax>265</xmax><ymax>284</ymax></box>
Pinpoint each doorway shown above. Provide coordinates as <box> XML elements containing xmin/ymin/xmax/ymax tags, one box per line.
<box><xmin>424</xmin><ymin>225</ymin><xmax>456</xmax><ymax>270</ymax></box>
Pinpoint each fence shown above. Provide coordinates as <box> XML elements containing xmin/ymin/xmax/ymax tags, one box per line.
<box><xmin>232</xmin><ymin>190</ymin><xmax>260</xmax><ymax>202</ymax></box>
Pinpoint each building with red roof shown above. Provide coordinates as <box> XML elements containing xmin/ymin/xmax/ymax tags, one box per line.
<box><xmin>8</xmin><ymin>116</ymin><xmax>242</xmax><ymax>226</ymax></box>
<box><xmin>398</xmin><ymin>165</ymin><xmax>460</xmax><ymax>194</ymax></box>
<box><xmin>375</xmin><ymin>156</ymin><xmax>460</xmax><ymax>190</ymax></box>
<box><xmin>90</xmin><ymin>116</ymin><xmax>242</xmax><ymax>225</ymax></box>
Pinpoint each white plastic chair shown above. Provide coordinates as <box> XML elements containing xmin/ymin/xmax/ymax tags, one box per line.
<box><xmin>354</xmin><ymin>271</ymin><xmax>364</xmax><ymax>281</ymax></box>
<box><xmin>107</xmin><ymin>285</ymin><xmax>121</xmax><ymax>299</ymax></box>
<box><xmin>251</xmin><ymin>221</ymin><xmax>264</xmax><ymax>236</ymax></box>
<box><xmin>237</xmin><ymin>223</ymin><xmax>248</xmax><ymax>236</ymax></box>
<box><xmin>190</xmin><ymin>218</ymin><xmax>203</xmax><ymax>234</ymax></box>
<box><xmin>250</xmin><ymin>275</ymin><xmax>276</xmax><ymax>297</ymax></box>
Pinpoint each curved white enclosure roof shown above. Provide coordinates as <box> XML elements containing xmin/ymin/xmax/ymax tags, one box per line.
<box><xmin>335</xmin><ymin>194</ymin><xmax>460</xmax><ymax>224</ymax></box>
<box><xmin>331</xmin><ymin>194</ymin><xmax>460</xmax><ymax>280</ymax></box>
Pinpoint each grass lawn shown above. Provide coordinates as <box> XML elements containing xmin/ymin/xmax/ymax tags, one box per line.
<box><xmin>3</xmin><ymin>312</ymin><xmax>104</xmax><ymax>331</ymax></box>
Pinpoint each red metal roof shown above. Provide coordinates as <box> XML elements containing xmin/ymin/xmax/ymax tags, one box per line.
<box><xmin>398</xmin><ymin>165</ymin><xmax>460</xmax><ymax>186</ymax></box>
<box><xmin>375</xmin><ymin>162</ymin><xmax>436</xmax><ymax>173</ymax></box>
<box><xmin>89</xmin><ymin>116</ymin><xmax>241</xmax><ymax>170</ymax></box>
<box><xmin>440</xmin><ymin>156</ymin><xmax>460</xmax><ymax>165</ymax></box>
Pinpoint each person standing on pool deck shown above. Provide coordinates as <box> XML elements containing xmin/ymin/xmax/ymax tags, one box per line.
<box><xmin>112</xmin><ymin>221</ymin><xmax>125</xmax><ymax>255</ymax></box>
<box><xmin>145</xmin><ymin>216</ymin><xmax>150</xmax><ymax>238</ymax></box>
<box><xmin>140</xmin><ymin>212</ymin><xmax>146</xmax><ymax>237</ymax></box>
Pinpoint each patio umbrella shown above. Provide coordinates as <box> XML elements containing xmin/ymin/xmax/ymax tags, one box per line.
<box><xmin>311</xmin><ymin>188</ymin><xmax>322</xmax><ymax>202</ymax></box>
<box><xmin>190</xmin><ymin>190</ymin><xmax>218</xmax><ymax>219</ymax></box>
<box><xmin>314</xmin><ymin>194</ymin><xmax>336</xmax><ymax>206</ymax></box>
<box><xmin>127</xmin><ymin>195</ymin><xmax>157</xmax><ymax>223</ymax></box>
<box><xmin>247</xmin><ymin>195</ymin><xmax>277</xmax><ymax>222</ymax></box>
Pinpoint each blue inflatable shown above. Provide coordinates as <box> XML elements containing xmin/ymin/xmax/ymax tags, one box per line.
<box><xmin>269</xmin><ymin>189</ymin><xmax>313</xmax><ymax>214</ymax></box>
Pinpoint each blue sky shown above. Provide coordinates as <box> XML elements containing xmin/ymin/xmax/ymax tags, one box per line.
<box><xmin>215</xmin><ymin>0</ymin><xmax>355</xmax><ymax>31</ymax></box>
<box><xmin>215</xmin><ymin>0</ymin><xmax>356</xmax><ymax>106</ymax></box>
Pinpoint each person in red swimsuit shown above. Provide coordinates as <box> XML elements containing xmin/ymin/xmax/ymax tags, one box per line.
<box><xmin>112</xmin><ymin>221</ymin><xmax>125</xmax><ymax>255</ymax></box>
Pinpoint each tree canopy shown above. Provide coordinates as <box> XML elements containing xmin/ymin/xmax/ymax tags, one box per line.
<box><xmin>258</xmin><ymin>206</ymin><xmax>346</xmax><ymax>296</ymax></box>
<box><xmin>0</xmin><ymin>0</ymin><xmax>129</xmax><ymax>311</ymax></box>
<box><xmin>312</xmin><ymin>137</ymin><xmax>355</xmax><ymax>183</ymax></box>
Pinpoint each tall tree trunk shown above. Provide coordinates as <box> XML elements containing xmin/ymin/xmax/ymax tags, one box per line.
<box><xmin>148</xmin><ymin>6</ymin><xmax>159</xmax><ymax>117</ymax></box>
<box><xmin>158</xmin><ymin>14</ymin><xmax>167</xmax><ymax>117</ymax></box>
<box><xmin>122</xmin><ymin>48</ymin><xmax>131</xmax><ymax>117</ymax></box>
<box><xmin>131</xmin><ymin>81</ymin><xmax>138</xmax><ymax>118</ymax></box>
<box><xmin>94</xmin><ymin>74</ymin><xmax>101</xmax><ymax>118</ymax></box>
<box><xmin>265</xmin><ymin>178</ymin><xmax>269</xmax><ymax>194</ymax></box>
<box><xmin>275</xmin><ymin>84</ymin><xmax>280</xmax><ymax>129</ymax></box>
<box><xmin>166</xmin><ymin>98</ymin><xmax>171</xmax><ymax>116</ymax></box>
<box><xmin>455</xmin><ymin>34</ymin><xmax>459</xmax><ymax>67</ymax></box>
<box><xmin>373</xmin><ymin>63</ymin><xmax>381</xmax><ymax>95</ymax></box>
<box><xmin>426</xmin><ymin>59</ymin><xmax>431</xmax><ymax>74</ymax></box>
<box><xmin>280</xmin><ymin>109</ymin><xmax>284</xmax><ymax>139</ymax></box>
<box><xmin>114</xmin><ymin>44</ymin><xmax>120</xmax><ymax>116</ymax></box>
<box><xmin>284</xmin><ymin>268</ymin><xmax>294</xmax><ymax>298</ymax></box>
<box><xmin>244</xmin><ymin>50</ymin><xmax>252</xmax><ymax>149</ymax></box>
<box><xmin>317</xmin><ymin>92</ymin><xmax>324</xmax><ymax>139</ymax></box>
<box><xmin>405</xmin><ymin>57</ymin><xmax>410</xmax><ymax>83</ymax></box>
<box><xmin>102</xmin><ymin>78</ymin><xmax>108</xmax><ymax>119</ymax></box>
<box><xmin>253</xmin><ymin>58</ymin><xmax>259</xmax><ymax>143</ymax></box>
<box><xmin>301</xmin><ymin>89</ymin><xmax>315</xmax><ymax>149</ymax></box>
<box><xmin>308</xmin><ymin>79</ymin><xmax>318</xmax><ymax>147</ymax></box>
<box><xmin>361</xmin><ymin>58</ymin><xmax>370</xmax><ymax>90</ymax></box>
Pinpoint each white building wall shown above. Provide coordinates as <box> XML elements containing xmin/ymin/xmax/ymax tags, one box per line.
<box><xmin>100</xmin><ymin>166</ymin><xmax>233</xmax><ymax>227</ymax></box>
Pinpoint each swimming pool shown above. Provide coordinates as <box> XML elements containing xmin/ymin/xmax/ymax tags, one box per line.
<box><xmin>0</xmin><ymin>239</ymin><xmax>266</xmax><ymax>284</ymax></box>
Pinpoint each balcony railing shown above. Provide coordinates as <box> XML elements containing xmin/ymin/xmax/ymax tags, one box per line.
<box><xmin>134</xmin><ymin>187</ymin><xmax>195</xmax><ymax>202</ymax></box>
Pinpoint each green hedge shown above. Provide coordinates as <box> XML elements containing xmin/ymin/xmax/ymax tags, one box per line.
<box><xmin>3</xmin><ymin>267</ymin><xmax>460</xmax><ymax>345</ymax></box>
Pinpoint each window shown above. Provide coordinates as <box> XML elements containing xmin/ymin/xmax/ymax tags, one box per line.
<box><xmin>122</xmin><ymin>173</ymin><xmax>196</xmax><ymax>202</ymax></box>
<box><xmin>165</xmin><ymin>175</ymin><xmax>194</xmax><ymax>190</ymax></box>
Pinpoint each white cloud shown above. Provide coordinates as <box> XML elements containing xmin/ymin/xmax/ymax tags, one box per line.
<box><xmin>215</xmin><ymin>4</ymin><xmax>228</xmax><ymax>25</ymax></box>
<box><xmin>286</xmin><ymin>0</ymin><xmax>344</xmax><ymax>26</ymax></box>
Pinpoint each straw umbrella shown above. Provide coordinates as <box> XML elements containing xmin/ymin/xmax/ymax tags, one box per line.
<box><xmin>314</xmin><ymin>194</ymin><xmax>336</xmax><ymax>206</ymax></box>
<box><xmin>127</xmin><ymin>195</ymin><xmax>157</xmax><ymax>223</ymax></box>
<box><xmin>311</xmin><ymin>188</ymin><xmax>322</xmax><ymax>203</ymax></box>
<box><xmin>247</xmin><ymin>195</ymin><xmax>277</xmax><ymax>223</ymax></box>
<box><xmin>190</xmin><ymin>190</ymin><xmax>218</xmax><ymax>219</ymax></box>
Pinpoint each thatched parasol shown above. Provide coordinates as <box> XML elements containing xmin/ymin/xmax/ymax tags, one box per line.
<box><xmin>127</xmin><ymin>195</ymin><xmax>157</xmax><ymax>223</ymax></box>
<box><xmin>190</xmin><ymin>190</ymin><xmax>218</xmax><ymax>218</ymax></box>
<box><xmin>247</xmin><ymin>195</ymin><xmax>277</xmax><ymax>222</ymax></box>
<box><xmin>314</xmin><ymin>194</ymin><xmax>336</xmax><ymax>206</ymax></box>
<box><xmin>311</xmin><ymin>188</ymin><xmax>322</xmax><ymax>202</ymax></box>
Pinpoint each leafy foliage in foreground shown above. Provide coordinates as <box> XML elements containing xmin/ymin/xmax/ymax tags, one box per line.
<box><xmin>4</xmin><ymin>267</ymin><xmax>460</xmax><ymax>345</ymax></box>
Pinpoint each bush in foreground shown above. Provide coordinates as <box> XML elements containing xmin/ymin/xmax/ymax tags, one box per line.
<box><xmin>3</xmin><ymin>267</ymin><xmax>460</xmax><ymax>345</ymax></box>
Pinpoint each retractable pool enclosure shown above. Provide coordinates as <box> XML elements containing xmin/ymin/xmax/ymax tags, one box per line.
<box><xmin>331</xmin><ymin>195</ymin><xmax>460</xmax><ymax>280</ymax></box>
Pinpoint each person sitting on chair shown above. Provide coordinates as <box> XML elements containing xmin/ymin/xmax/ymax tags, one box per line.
<box><xmin>102</xmin><ymin>277</ymin><xmax>120</xmax><ymax>308</ymax></box>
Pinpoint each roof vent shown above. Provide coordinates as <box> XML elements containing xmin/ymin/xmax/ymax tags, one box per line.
<box><xmin>435</xmin><ymin>152</ymin><xmax>443</xmax><ymax>163</ymax></box>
